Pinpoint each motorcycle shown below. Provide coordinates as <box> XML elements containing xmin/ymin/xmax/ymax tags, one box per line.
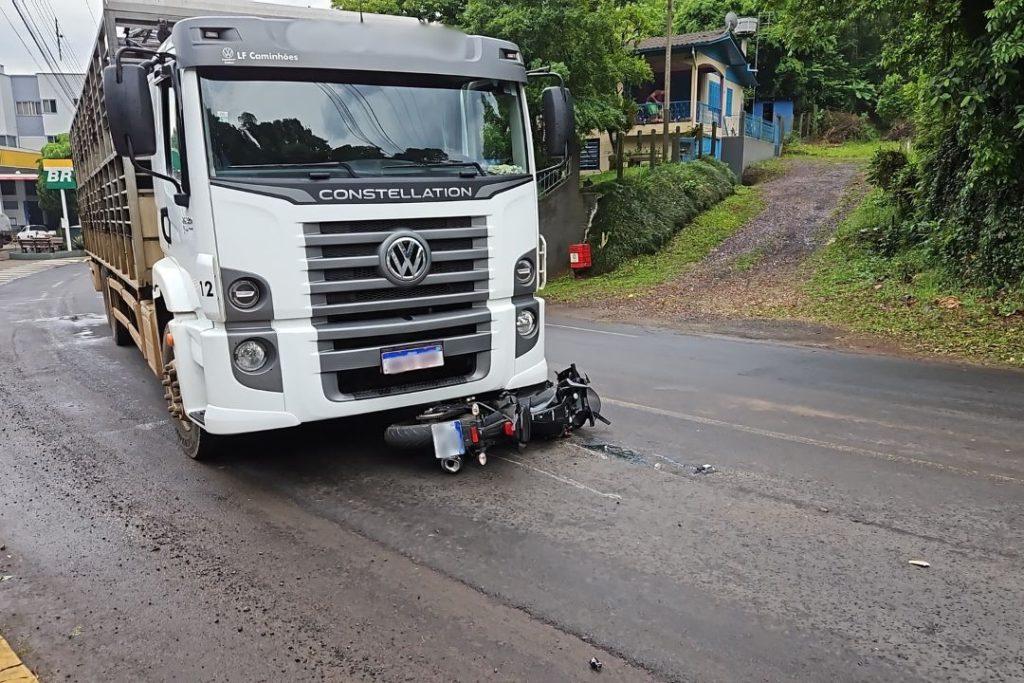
<box><xmin>384</xmin><ymin>364</ymin><xmax>609</xmax><ymax>473</ymax></box>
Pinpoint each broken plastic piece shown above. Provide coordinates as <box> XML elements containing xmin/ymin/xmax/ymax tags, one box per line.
<box><xmin>909</xmin><ymin>559</ymin><xmax>930</xmax><ymax>568</ymax></box>
<box><xmin>693</xmin><ymin>464</ymin><xmax>716</xmax><ymax>475</ymax></box>
<box><xmin>589</xmin><ymin>657</ymin><xmax>602</xmax><ymax>671</ymax></box>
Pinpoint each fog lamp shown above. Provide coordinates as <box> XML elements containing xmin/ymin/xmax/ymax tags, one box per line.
<box><xmin>516</xmin><ymin>309</ymin><xmax>537</xmax><ymax>338</ymax></box>
<box><xmin>233</xmin><ymin>339</ymin><xmax>268</xmax><ymax>373</ymax></box>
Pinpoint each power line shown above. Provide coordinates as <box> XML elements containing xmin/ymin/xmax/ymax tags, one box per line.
<box><xmin>0</xmin><ymin>4</ymin><xmax>51</xmax><ymax>79</ymax></box>
<box><xmin>12</xmin><ymin>0</ymin><xmax>79</xmax><ymax>106</ymax></box>
<box><xmin>22</xmin><ymin>0</ymin><xmax>85</xmax><ymax>99</ymax></box>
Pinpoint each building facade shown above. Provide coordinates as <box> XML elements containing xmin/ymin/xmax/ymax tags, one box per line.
<box><xmin>580</xmin><ymin>29</ymin><xmax>781</xmax><ymax>177</ymax></box>
<box><xmin>0</xmin><ymin>64</ymin><xmax>84</xmax><ymax>230</ymax></box>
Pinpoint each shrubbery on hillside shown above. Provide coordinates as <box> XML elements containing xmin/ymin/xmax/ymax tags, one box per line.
<box><xmin>588</xmin><ymin>159</ymin><xmax>736</xmax><ymax>274</ymax></box>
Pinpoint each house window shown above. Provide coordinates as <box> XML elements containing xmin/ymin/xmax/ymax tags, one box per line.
<box><xmin>0</xmin><ymin>134</ymin><xmax>17</xmax><ymax>146</ymax></box>
<box><xmin>46</xmin><ymin>135</ymin><xmax>58</xmax><ymax>143</ymax></box>
<box><xmin>3</xmin><ymin>200</ymin><xmax>19</xmax><ymax>211</ymax></box>
<box><xmin>0</xmin><ymin>181</ymin><xmax>15</xmax><ymax>195</ymax></box>
<box><xmin>15</xmin><ymin>101</ymin><xmax>42</xmax><ymax>116</ymax></box>
<box><xmin>42</xmin><ymin>99</ymin><xmax>58</xmax><ymax>114</ymax></box>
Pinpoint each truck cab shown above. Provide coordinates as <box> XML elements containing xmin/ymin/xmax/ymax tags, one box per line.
<box><xmin>89</xmin><ymin>10</ymin><xmax>574</xmax><ymax>457</ymax></box>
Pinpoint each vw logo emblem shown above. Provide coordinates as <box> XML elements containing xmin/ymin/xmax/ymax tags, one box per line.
<box><xmin>221</xmin><ymin>47</ymin><xmax>235</xmax><ymax>60</ymax></box>
<box><xmin>379</xmin><ymin>231</ymin><xmax>431</xmax><ymax>286</ymax></box>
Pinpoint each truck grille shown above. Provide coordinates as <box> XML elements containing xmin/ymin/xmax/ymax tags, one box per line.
<box><xmin>305</xmin><ymin>217</ymin><xmax>491</xmax><ymax>400</ymax></box>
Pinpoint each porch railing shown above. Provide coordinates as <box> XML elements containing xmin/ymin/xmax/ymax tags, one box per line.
<box><xmin>696</xmin><ymin>101</ymin><xmax>722</xmax><ymax>127</ymax></box>
<box><xmin>744</xmin><ymin>115</ymin><xmax>777</xmax><ymax>143</ymax></box>
<box><xmin>634</xmin><ymin>99</ymin><xmax>692</xmax><ymax>125</ymax></box>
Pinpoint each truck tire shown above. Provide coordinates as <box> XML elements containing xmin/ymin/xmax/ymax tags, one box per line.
<box><xmin>103</xmin><ymin>281</ymin><xmax>133</xmax><ymax>347</ymax></box>
<box><xmin>162</xmin><ymin>340</ymin><xmax>220</xmax><ymax>460</ymax></box>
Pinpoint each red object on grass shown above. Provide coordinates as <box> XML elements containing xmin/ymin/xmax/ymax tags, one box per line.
<box><xmin>569</xmin><ymin>243</ymin><xmax>592</xmax><ymax>270</ymax></box>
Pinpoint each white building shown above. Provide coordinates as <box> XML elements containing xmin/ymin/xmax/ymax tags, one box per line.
<box><xmin>0</xmin><ymin>64</ymin><xmax>84</xmax><ymax>229</ymax></box>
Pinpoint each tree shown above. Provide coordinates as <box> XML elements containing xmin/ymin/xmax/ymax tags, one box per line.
<box><xmin>36</xmin><ymin>133</ymin><xmax>76</xmax><ymax>221</ymax></box>
<box><xmin>333</xmin><ymin>0</ymin><xmax>654</xmax><ymax>149</ymax></box>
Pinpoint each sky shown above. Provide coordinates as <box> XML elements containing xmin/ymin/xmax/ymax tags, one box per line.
<box><xmin>0</xmin><ymin>0</ymin><xmax>331</xmax><ymax>75</ymax></box>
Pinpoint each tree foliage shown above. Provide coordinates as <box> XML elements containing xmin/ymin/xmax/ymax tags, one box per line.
<box><xmin>332</xmin><ymin>0</ymin><xmax>653</xmax><ymax>140</ymax></box>
<box><xmin>35</xmin><ymin>133</ymin><xmax>76</xmax><ymax>218</ymax></box>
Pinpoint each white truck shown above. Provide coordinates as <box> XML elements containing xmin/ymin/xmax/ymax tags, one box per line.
<box><xmin>73</xmin><ymin>0</ymin><xmax>604</xmax><ymax>469</ymax></box>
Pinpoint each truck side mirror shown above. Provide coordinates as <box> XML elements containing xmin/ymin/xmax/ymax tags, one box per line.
<box><xmin>542</xmin><ymin>86</ymin><xmax>574</xmax><ymax>158</ymax></box>
<box><xmin>102</xmin><ymin>64</ymin><xmax>156</xmax><ymax>158</ymax></box>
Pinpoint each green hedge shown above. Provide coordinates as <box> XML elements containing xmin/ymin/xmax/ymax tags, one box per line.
<box><xmin>588</xmin><ymin>159</ymin><xmax>737</xmax><ymax>273</ymax></box>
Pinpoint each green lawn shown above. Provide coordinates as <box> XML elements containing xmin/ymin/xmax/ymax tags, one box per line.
<box><xmin>544</xmin><ymin>185</ymin><xmax>764</xmax><ymax>302</ymax></box>
<box><xmin>769</xmin><ymin>189</ymin><xmax>1024</xmax><ymax>367</ymax></box>
<box><xmin>784</xmin><ymin>140</ymin><xmax>896</xmax><ymax>161</ymax></box>
<box><xmin>579</xmin><ymin>165</ymin><xmax>645</xmax><ymax>188</ymax></box>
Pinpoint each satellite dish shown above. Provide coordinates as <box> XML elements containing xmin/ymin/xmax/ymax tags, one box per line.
<box><xmin>725</xmin><ymin>11</ymin><xmax>739</xmax><ymax>31</ymax></box>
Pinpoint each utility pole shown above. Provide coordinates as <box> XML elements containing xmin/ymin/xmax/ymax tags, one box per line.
<box><xmin>661</xmin><ymin>0</ymin><xmax>674</xmax><ymax>163</ymax></box>
<box><xmin>55</xmin><ymin>18</ymin><xmax>64</xmax><ymax>61</ymax></box>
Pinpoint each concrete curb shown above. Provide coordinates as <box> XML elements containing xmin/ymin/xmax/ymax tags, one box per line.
<box><xmin>0</xmin><ymin>634</ymin><xmax>39</xmax><ymax>683</ymax></box>
<box><xmin>9</xmin><ymin>250</ymin><xmax>86</xmax><ymax>261</ymax></box>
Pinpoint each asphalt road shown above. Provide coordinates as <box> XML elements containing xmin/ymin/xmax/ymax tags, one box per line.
<box><xmin>2</xmin><ymin>263</ymin><xmax>1023</xmax><ymax>682</ymax></box>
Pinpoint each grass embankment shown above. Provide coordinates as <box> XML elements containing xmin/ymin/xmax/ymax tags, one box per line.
<box><xmin>544</xmin><ymin>184</ymin><xmax>763</xmax><ymax>302</ymax></box>
<box><xmin>785</xmin><ymin>140</ymin><xmax>895</xmax><ymax>161</ymax></box>
<box><xmin>779</xmin><ymin>189</ymin><xmax>1024</xmax><ymax>367</ymax></box>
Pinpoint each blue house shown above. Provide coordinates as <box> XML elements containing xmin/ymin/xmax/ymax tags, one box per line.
<box><xmin>582</xmin><ymin>29</ymin><xmax>780</xmax><ymax>175</ymax></box>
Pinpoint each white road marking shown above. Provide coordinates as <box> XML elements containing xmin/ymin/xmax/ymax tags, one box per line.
<box><xmin>0</xmin><ymin>258</ymin><xmax>83</xmax><ymax>287</ymax></box>
<box><xmin>548</xmin><ymin>323</ymin><xmax>638</xmax><ymax>338</ymax></box>
<box><xmin>495</xmin><ymin>455</ymin><xmax>623</xmax><ymax>500</ymax></box>
<box><xmin>604</xmin><ymin>396</ymin><xmax>1023</xmax><ymax>485</ymax></box>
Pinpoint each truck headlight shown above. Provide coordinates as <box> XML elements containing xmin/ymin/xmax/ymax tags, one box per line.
<box><xmin>516</xmin><ymin>309</ymin><xmax>537</xmax><ymax>338</ymax></box>
<box><xmin>515</xmin><ymin>258</ymin><xmax>535</xmax><ymax>285</ymax></box>
<box><xmin>233</xmin><ymin>339</ymin><xmax>268</xmax><ymax>373</ymax></box>
<box><xmin>228</xmin><ymin>278</ymin><xmax>261</xmax><ymax>310</ymax></box>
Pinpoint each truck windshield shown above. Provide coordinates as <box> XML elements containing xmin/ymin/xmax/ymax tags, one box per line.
<box><xmin>199</xmin><ymin>72</ymin><xmax>530</xmax><ymax>179</ymax></box>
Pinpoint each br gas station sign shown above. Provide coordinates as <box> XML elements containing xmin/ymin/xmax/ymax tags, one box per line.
<box><xmin>42</xmin><ymin>159</ymin><xmax>76</xmax><ymax>190</ymax></box>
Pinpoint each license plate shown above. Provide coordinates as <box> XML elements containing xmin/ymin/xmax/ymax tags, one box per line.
<box><xmin>431</xmin><ymin>420</ymin><xmax>466</xmax><ymax>459</ymax></box>
<box><xmin>381</xmin><ymin>343</ymin><xmax>444</xmax><ymax>375</ymax></box>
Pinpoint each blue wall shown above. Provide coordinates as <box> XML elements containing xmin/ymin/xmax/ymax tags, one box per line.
<box><xmin>753</xmin><ymin>100</ymin><xmax>794</xmax><ymax>138</ymax></box>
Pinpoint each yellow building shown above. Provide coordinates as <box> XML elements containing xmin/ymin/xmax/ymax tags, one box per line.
<box><xmin>0</xmin><ymin>145</ymin><xmax>41</xmax><ymax>229</ymax></box>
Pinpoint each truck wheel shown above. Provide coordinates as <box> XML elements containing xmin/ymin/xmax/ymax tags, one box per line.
<box><xmin>103</xmin><ymin>283</ymin><xmax>133</xmax><ymax>347</ymax></box>
<box><xmin>162</xmin><ymin>340</ymin><xmax>220</xmax><ymax>460</ymax></box>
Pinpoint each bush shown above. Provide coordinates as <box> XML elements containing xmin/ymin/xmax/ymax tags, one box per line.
<box><xmin>867</xmin><ymin>147</ymin><xmax>919</xmax><ymax>215</ymax></box>
<box><xmin>818</xmin><ymin>111</ymin><xmax>878</xmax><ymax>144</ymax></box>
<box><xmin>588</xmin><ymin>159</ymin><xmax>736</xmax><ymax>273</ymax></box>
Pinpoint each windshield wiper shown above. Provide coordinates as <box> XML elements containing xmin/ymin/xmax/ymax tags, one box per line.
<box><xmin>383</xmin><ymin>160</ymin><xmax>486</xmax><ymax>177</ymax></box>
<box><xmin>228</xmin><ymin>161</ymin><xmax>358</xmax><ymax>178</ymax></box>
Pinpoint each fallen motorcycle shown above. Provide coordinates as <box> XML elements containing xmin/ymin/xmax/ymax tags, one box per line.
<box><xmin>384</xmin><ymin>364</ymin><xmax>609</xmax><ymax>473</ymax></box>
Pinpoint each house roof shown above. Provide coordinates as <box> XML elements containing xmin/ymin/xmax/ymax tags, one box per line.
<box><xmin>635</xmin><ymin>30</ymin><xmax>757</xmax><ymax>87</ymax></box>
<box><xmin>635</xmin><ymin>30</ymin><xmax>730</xmax><ymax>52</ymax></box>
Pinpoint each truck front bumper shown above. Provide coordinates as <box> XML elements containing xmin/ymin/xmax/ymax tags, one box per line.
<box><xmin>169</xmin><ymin>299</ymin><xmax>548</xmax><ymax>435</ymax></box>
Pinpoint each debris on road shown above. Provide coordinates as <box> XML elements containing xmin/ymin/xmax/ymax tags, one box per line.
<box><xmin>580</xmin><ymin>441</ymin><xmax>646</xmax><ymax>464</ymax></box>
<box><xmin>589</xmin><ymin>657</ymin><xmax>602</xmax><ymax>671</ymax></box>
<box><xmin>909</xmin><ymin>560</ymin><xmax>931</xmax><ymax>568</ymax></box>
<box><xmin>0</xmin><ymin>575</ymin><xmax>13</xmax><ymax>582</ymax></box>
<box><xmin>693</xmin><ymin>464</ymin><xmax>716</xmax><ymax>475</ymax></box>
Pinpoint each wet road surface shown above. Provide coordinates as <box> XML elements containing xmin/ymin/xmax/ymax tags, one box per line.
<box><xmin>1</xmin><ymin>263</ymin><xmax>1023</xmax><ymax>681</ymax></box>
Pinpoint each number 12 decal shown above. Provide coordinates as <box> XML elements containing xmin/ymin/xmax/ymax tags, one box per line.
<box><xmin>200</xmin><ymin>280</ymin><xmax>214</xmax><ymax>297</ymax></box>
